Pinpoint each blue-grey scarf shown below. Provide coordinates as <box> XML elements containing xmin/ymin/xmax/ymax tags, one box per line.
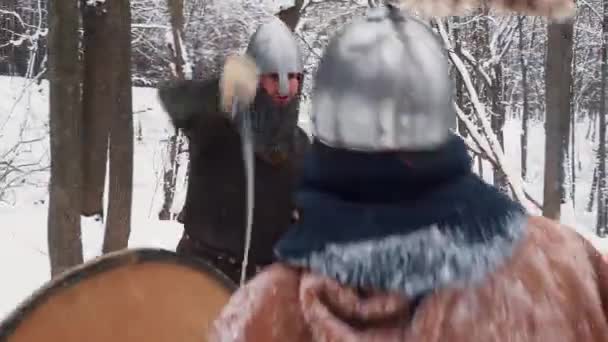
<box><xmin>275</xmin><ymin>134</ymin><xmax>527</xmax><ymax>298</ymax></box>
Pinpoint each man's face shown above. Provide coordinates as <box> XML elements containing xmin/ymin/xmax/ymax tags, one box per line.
<box><xmin>259</xmin><ymin>73</ymin><xmax>301</xmax><ymax>107</ymax></box>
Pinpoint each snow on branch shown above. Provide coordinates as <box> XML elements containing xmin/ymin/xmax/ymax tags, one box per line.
<box><xmin>0</xmin><ymin>7</ymin><xmax>48</xmax><ymax>49</ymax></box>
<box><xmin>0</xmin><ymin>9</ymin><xmax>27</xmax><ymax>28</ymax></box>
<box><xmin>0</xmin><ymin>121</ymin><xmax>48</xmax><ymax>204</ymax></box>
<box><xmin>86</xmin><ymin>0</ymin><xmax>106</xmax><ymax>6</ymax></box>
<box><xmin>435</xmin><ymin>18</ymin><xmax>533</xmax><ymax>211</ymax></box>
<box><xmin>454</xmin><ymin>104</ymin><xmax>542</xmax><ymax>211</ymax></box>
<box><xmin>165</xmin><ymin>29</ymin><xmax>193</xmax><ymax>80</ymax></box>
<box><xmin>456</xmin><ymin>46</ymin><xmax>493</xmax><ymax>87</ymax></box>
<box><xmin>487</xmin><ymin>16</ymin><xmax>518</xmax><ymax>66</ymax></box>
<box><xmin>132</xmin><ymin>23</ymin><xmax>170</xmax><ymax>29</ymax></box>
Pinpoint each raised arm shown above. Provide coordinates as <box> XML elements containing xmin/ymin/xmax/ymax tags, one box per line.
<box><xmin>157</xmin><ymin>55</ymin><xmax>259</xmax><ymax>144</ymax></box>
<box><xmin>157</xmin><ymin>78</ymin><xmax>224</xmax><ymax>130</ymax></box>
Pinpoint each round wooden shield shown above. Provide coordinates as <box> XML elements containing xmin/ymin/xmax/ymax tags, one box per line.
<box><xmin>0</xmin><ymin>248</ymin><xmax>237</xmax><ymax>342</ymax></box>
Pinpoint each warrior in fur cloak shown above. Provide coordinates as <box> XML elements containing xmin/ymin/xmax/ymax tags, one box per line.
<box><xmin>157</xmin><ymin>18</ymin><xmax>310</xmax><ymax>284</ymax></box>
<box><xmin>208</xmin><ymin>4</ymin><xmax>608</xmax><ymax>342</ymax></box>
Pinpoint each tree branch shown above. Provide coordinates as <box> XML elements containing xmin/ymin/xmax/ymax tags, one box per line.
<box><xmin>436</xmin><ymin>18</ymin><xmax>531</xmax><ymax>210</ymax></box>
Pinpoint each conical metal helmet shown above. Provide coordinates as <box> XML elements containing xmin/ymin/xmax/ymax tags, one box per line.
<box><xmin>310</xmin><ymin>6</ymin><xmax>455</xmax><ymax>152</ymax></box>
<box><xmin>246</xmin><ymin>18</ymin><xmax>304</xmax><ymax>97</ymax></box>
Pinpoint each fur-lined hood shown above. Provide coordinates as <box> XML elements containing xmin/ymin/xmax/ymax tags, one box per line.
<box><xmin>275</xmin><ymin>135</ymin><xmax>526</xmax><ymax>298</ymax></box>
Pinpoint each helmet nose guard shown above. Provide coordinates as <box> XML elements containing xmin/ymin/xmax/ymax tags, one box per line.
<box><xmin>278</xmin><ymin>73</ymin><xmax>290</xmax><ymax>96</ymax></box>
<box><xmin>310</xmin><ymin>5</ymin><xmax>456</xmax><ymax>152</ymax></box>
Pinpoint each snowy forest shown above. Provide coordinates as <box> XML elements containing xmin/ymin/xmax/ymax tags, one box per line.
<box><xmin>0</xmin><ymin>0</ymin><xmax>606</xmax><ymax>318</ymax></box>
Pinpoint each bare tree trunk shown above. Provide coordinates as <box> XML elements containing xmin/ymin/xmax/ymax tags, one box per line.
<box><xmin>588</xmin><ymin>164</ymin><xmax>598</xmax><ymax>212</ymax></box>
<box><xmin>136</xmin><ymin>118</ymin><xmax>143</xmax><ymax>142</ymax></box>
<box><xmin>596</xmin><ymin>1</ymin><xmax>608</xmax><ymax>236</ymax></box>
<box><xmin>167</xmin><ymin>0</ymin><xmax>186</xmax><ymax>80</ymax></box>
<box><xmin>570</xmin><ymin>103</ymin><xmax>576</xmax><ymax>206</ymax></box>
<box><xmin>47</xmin><ymin>0</ymin><xmax>84</xmax><ymax>277</ymax></box>
<box><xmin>453</xmin><ymin>16</ymin><xmax>468</xmax><ymax>138</ymax></box>
<box><xmin>80</xmin><ymin>0</ymin><xmax>112</xmax><ymax>218</ymax></box>
<box><xmin>586</xmin><ymin>113</ymin><xmax>595</xmax><ymax>139</ymax></box>
<box><xmin>490</xmin><ymin>61</ymin><xmax>508</xmax><ymax>193</ymax></box>
<box><xmin>159</xmin><ymin>129</ymin><xmax>180</xmax><ymax>221</ymax></box>
<box><xmin>159</xmin><ymin>0</ymin><xmax>186</xmax><ymax>221</ymax></box>
<box><xmin>519</xmin><ymin>16</ymin><xmax>529</xmax><ymax>180</ymax></box>
<box><xmin>102</xmin><ymin>0</ymin><xmax>133</xmax><ymax>253</ymax></box>
<box><xmin>569</xmin><ymin>23</ymin><xmax>579</xmax><ymax>207</ymax></box>
<box><xmin>478</xmin><ymin>14</ymin><xmax>507</xmax><ymax>193</ymax></box>
<box><xmin>542</xmin><ymin>20</ymin><xmax>574</xmax><ymax>220</ymax></box>
<box><xmin>276</xmin><ymin>0</ymin><xmax>304</xmax><ymax>31</ymax></box>
<box><xmin>471</xmin><ymin>12</ymin><xmax>488</xmax><ymax>109</ymax></box>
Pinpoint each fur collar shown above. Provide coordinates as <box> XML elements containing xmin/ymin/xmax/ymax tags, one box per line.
<box><xmin>274</xmin><ymin>135</ymin><xmax>528</xmax><ymax>298</ymax></box>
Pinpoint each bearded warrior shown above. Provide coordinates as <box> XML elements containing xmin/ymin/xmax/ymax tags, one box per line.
<box><xmin>158</xmin><ymin>18</ymin><xmax>310</xmax><ymax>284</ymax></box>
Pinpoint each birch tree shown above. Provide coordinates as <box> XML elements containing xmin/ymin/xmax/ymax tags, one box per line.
<box><xmin>518</xmin><ymin>16</ymin><xmax>533</xmax><ymax>180</ymax></box>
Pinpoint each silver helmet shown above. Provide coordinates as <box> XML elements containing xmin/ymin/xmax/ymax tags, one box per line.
<box><xmin>246</xmin><ymin>18</ymin><xmax>304</xmax><ymax>96</ymax></box>
<box><xmin>310</xmin><ymin>6</ymin><xmax>455</xmax><ymax>152</ymax></box>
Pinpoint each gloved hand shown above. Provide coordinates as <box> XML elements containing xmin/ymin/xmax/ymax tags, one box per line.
<box><xmin>220</xmin><ymin>54</ymin><xmax>259</xmax><ymax>117</ymax></box>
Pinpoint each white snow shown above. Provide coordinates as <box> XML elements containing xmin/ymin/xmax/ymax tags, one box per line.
<box><xmin>85</xmin><ymin>0</ymin><xmax>106</xmax><ymax>6</ymax></box>
<box><xmin>263</xmin><ymin>0</ymin><xmax>296</xmax><ymax>13</ymax></box>
<box><xmin>0</xmin><ymin>75</ymin><xmax>606</xmax><ymax>320</ymax></box>
<box><xmin>0</xmin><ymin>76</ymin><xmax>182</xmax><ymax>317</ymax></box>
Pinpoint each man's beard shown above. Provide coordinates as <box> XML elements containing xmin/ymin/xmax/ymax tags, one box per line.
<box><xmin>234</xmin><ymin>90</ymin><xmax>300</xmax><ymax>164</ymax></box>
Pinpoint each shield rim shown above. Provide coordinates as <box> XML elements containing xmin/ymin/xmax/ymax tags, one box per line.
<box><xmin>0</xmin><ymin>248</ymin><xmax>237</xmax><ymax>341</ymax></box>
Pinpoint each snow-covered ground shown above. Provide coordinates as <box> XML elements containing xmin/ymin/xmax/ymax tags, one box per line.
<box><xmin>0</xmin><ymin>76</ymin><xmax>184</xmax><ymax>317</ymax></box>
<box><xmin>0</xmin><ymin>75</ymin><xmax>606</xmax><ymax>319</ymax></box>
